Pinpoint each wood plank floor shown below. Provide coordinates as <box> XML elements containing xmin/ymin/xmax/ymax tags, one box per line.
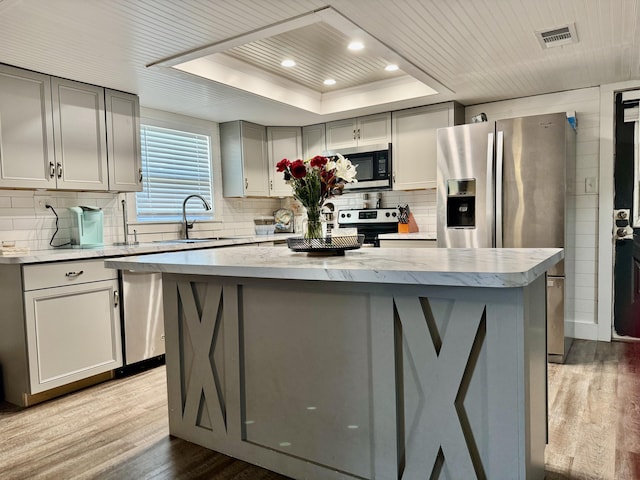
<box><xmin>1</xmin><ymin>339</ymin><xmax>639</xmax><ymax>479</ymax></box>
<box><xmin>546</xmin><ymin>339</ymin><xmax>640</xmax><ymax>480</ymax></box>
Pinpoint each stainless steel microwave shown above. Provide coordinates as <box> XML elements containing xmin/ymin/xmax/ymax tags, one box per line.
<box><xmin>329</xmin><ymin>143</ymin><xmax>392</xmax><ymax>191</ymax></box>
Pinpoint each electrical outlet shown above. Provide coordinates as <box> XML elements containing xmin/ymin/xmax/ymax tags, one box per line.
<box><xmin>36</xmin><ymin>197</ymin><xmax>54</xmax><ymax>212</ymax></box>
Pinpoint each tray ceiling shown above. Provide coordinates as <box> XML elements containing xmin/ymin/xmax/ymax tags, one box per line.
<box><xmin>224</xmin><ymin>21</ymin><xmax>404</xmax><ymax>93</ymax></box>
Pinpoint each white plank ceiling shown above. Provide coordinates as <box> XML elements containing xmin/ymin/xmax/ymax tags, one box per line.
<box><xmin>0</xmin><ymin>0</ymin><xmax>637</xmax><ymax>125</ymax></box>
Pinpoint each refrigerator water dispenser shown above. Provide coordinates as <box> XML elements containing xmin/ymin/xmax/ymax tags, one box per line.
<box><xmin>446</xmin><ymin>179</ymin><xmax>476</xmax><ymax>228</ymax></box>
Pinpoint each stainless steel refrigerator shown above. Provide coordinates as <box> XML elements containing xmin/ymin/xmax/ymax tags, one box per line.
<box><xmin>436</xmin><ymin>112</ymin><xmax>575</xmax><ymax>363</ymax></box>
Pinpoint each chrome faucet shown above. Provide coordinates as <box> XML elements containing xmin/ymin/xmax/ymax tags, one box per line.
<box><xmin>182</xmin><ymin>195</ymin><xmax>211</xmax><ymax>239</ymax></box>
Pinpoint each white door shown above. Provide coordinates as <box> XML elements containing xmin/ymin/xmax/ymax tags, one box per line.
<box><xmin>24</xmin><ymin>279</ymin><xmax>122</xmax><ymax>393</ymax></box>
<box><xmin>326</xmin><ymin>118</ymin><xmax>357</xmax><ymax>151</ymax></box>
<box><xmin>52</xmin><ymin>78</ymin><xmax>108</xmax><ymax>190</ymax></box>
<box><xmin>106</xmin><ymin>89</ymin><xmax>142</xmax><ymax>192</ymax></box>
<box><xmin>242</xmin><ymin>122</ymin><xmax>269</xmax><ymax>196</ymax></box>
<box><xmin>357</xmin><ymin>113</ymin><xmax>391</xmax><ymax>147</ymax></box>
<box><xmin>302</xmin><ymin>123</ymin><xmax>326</xmax><ymax>159</ymax></box>
<box><xmin>267</xmin><ymin>126</ymin><xmax>300</xmax><ymax>197</ymax></box>
<box><xmin>393</xmin><ymin>106</ymin><xmax>450</xmax><ymax>190</ymax></box>
<box><xmin>0</xmin><ymin>65</ymin><xmax>55</xmax><ymax>189</ymax></box>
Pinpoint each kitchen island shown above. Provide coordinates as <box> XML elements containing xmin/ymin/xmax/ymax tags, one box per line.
<box><xmin>105</xmin><ymin>246</ymin><xmax>563</xmax><ymax>480</ymax></box>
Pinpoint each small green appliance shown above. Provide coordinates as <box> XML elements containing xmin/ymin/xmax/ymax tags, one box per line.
<box><xmin>68</xmin><ymin>206</ymin><xmax>104</xmax><ymax>247</ymax></box>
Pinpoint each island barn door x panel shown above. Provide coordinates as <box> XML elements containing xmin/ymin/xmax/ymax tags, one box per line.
<box><xmin>161</xmin><ymin>274</ymin><xmax>546</xmax><ymax>480</ymax></box>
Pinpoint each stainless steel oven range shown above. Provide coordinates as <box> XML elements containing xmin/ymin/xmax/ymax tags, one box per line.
<box><xmin>337</xmin><ymin>207</ymin><xmax>399</xmax><ymax>246</ymax></box>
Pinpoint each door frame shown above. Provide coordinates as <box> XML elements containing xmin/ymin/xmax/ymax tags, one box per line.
<box><xmin>598</xmin><ymin>80</ymin><xmax>640</xmax><ymax>341</ymax></box>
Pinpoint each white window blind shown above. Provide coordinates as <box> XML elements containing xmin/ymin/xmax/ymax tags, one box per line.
<box><xmin>136</xmin><ymin>124</ymin><xmax>213</xmax><ymax>221</ymax></box>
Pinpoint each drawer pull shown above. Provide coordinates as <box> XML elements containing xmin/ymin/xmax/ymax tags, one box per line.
<box><xmin>65</xmin><ymin>270</ymin><xmax>84</xmax><ymax>278</ymax></box>
<box><xmin>114</xmin><ymin>290</ymin><xmax>119</xmax><ymax>308</ymax></box>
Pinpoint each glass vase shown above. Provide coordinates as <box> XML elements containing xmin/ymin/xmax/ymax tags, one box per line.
<box><xmin>304</xmin><ymin>204</ymin><xmax>324</xmax><ymax>239</ymax></box>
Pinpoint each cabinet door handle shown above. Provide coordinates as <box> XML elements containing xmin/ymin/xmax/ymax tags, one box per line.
<box><xmin>357</xmin><ymin>128</ymin><xmax>361</xmax><ymax>139</ymax></box>
<box><xmin>270</xmin><ymin>180</ymin><xmax>273</xmax><ymax>190</ymax></box>
<box><xmin>114</xmin><ymin>290</ymin><xmax>119</xmax><ymax>308</ymax></box>
<box><xmin>353</xmin><ymin>129</ymin><xmax>357</xmax><ymax>140</ymax></box>
<box><xmin>245</xmin><ymin>178</ymin><xmax>248</xmax><ymax>190</ymax></box>
<box><xmin>49</xmin><ymin>162</ymin><xmax>56</xmax><ymax>178</ymax></box>
<box><xmin>138</xmin><ymin>168</ymin><xmax>143</xmax><ymax>183</ymax></box>
<box><xmin>65</xmin><ymin>270</ymin><xmax>84</xmax><ymax>278</ymax></box>
<box><xmin>56</xmin><ymin>162</ymin><xmax>62</xmax><ymax>179</ymax></box>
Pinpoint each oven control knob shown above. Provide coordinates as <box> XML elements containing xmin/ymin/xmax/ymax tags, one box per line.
<box><xmin>392</xmin><ymin>212</ymin><xmax>397</xmax><ymax>217</ymax></box>
<box><xmin>346</xmin><ymin>213</ymin><xmax>351</xmax><ymax>218</ymax></box>
<box><xmin>385</xmin><ymin>212</ymin><xmax>390</xmax><ymax>217</ymax></box>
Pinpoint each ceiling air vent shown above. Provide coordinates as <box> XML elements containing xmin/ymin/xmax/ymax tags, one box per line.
<box><xmin>535</xmin><ymin>23</ymin><xmax>578</xmax><ymax>49</ymax></box>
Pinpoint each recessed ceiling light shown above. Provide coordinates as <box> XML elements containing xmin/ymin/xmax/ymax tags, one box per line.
<box><xmin>385</xmin><ymin>64</ymin><xmax>399</xmax><ymax>72</ymax></box>
<box><xmin>281</xmin><ymin>59</ymin><xmax>296</xmax><ymax>67</ymax></box>
<box><xmin>323</xmin><ymin>78</ymin><xmax>336</xmax><ymax>86</ymax></box>
<box><xmin>347</xmin><ymin>41</ymin><xmax>364</xmax><ymax>51</ymax></box>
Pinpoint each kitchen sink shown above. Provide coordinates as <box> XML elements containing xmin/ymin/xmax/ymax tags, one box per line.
<box><xmin>153</xmin><ymin>237</ymin><xmax>230</xmax><ymax>244</ymax></box>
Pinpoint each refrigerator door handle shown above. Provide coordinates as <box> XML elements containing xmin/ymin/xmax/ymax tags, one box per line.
<box><xmin>486</xmin><ymin>132</ymin><xmax>495</xmax><ymax>247</ymax></box>
<box><xmin>495</xmin><ymin>130</ymin><xmax>504</xmax><ymax>248</ymax></box>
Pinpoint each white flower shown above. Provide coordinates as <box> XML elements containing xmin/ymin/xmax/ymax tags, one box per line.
<box><xmin>332</xmin><ymin>153</ymin><xmax>358</xmax><ymax>183</ymax></box>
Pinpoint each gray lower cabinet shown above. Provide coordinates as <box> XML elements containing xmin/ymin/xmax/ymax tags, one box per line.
<box><xmin>0</xmin><ymin>259</ymin><xmax>122</xmax><ymax>406</ymax></box>
<box><xmin>161</xmin><ymin>273</ymin><xmax>547</xmax><ymax>479</ymax></box>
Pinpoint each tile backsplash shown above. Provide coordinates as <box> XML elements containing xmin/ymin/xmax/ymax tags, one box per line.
<box><xmin>0</xmin><ymin>190</ymin><xmax>282</xmax><ymax>250</ymax></box>
<box><xmin>0</xmin><ymin>188</ymin><xmax>436</xmax><ymax>251</ymax></box>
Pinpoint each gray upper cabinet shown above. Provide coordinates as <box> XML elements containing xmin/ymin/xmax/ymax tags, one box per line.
<box><xmin>267</xmin><ymin>126</ymin><xmax>301</xmax><ymax>197</ymax></box>
<box><xmin>302</xmin><ymin>123</ymin><xmax>326</xmax><ymax>159</ymax></box>
<box><xmin>0</xmin><ymin>65</ymin><xmax>55</xmax><ymax>189</ymax></box>
<box><xmin>0</xmin><ymin>64</ymin><xmax>141</xmax><ymax>192</ymax></box>
<box><xmin>51</xmin><ymin>78</ymin><xmax>109</xmax><ymax>190</ymax></box>
<box><xmin>325</xmin><ymin>113</ymin><xmax>391</xmax><ymax>151</ymax></box>
<box><xmin>220</xmin><ymin>120</ymin><xmax>269</xmax><ymax>197</ymax></box>
<box><xmin>391</xmin><ymin>102</ymin><xmax>464</xmax><ymax>190</ymax></box>
<box><xmin>105</xmin><ymin>89</ymin><xmax>142</xmax><ymax>192</ymax></box>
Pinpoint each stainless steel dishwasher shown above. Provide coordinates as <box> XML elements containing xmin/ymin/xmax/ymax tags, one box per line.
<box><xmin>120</xmin><ymin>270</ymin><xmax>165</xmax><ymax>369</ymax></box>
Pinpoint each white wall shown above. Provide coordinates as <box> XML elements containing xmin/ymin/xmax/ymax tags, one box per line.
<box><xmin>466</xmin><ymin>87</ymin><xmax>601</xmax><ymax>340</ymax></box>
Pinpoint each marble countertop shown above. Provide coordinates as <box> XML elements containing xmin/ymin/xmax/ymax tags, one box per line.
<box><xmin>105</xmin><ymin>247</ymin><xmax>564</xmax><ymax>288</ymax></box>
<box><xmin>0</xmin><ymin>234</ymin><xmax>295</xmax><ymax>264</ymax></box>
<box><xmin>378</xmin><ymin>232</ymin><xmax>437</xmax><ymax>240</ymax></box>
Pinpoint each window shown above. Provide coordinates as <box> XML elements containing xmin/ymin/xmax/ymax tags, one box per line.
<box><xmin>136</xmin><ymin>124</ymin><xmax>213</xmax><ymax>221</ymax></box>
